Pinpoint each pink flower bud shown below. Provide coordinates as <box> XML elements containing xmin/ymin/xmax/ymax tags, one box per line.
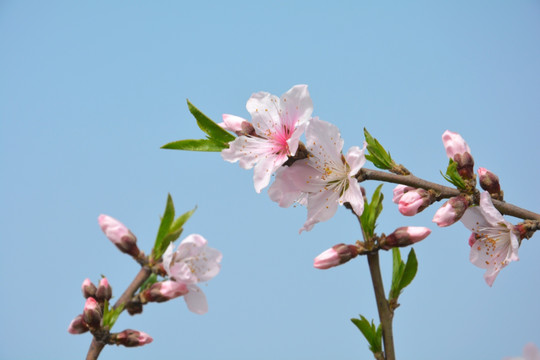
<box><xmin>98</xmin><ymin>215</ymin><xmax>140</xmax><ymax>257</ymax></box>
<box><xmin>381</xmin><ymin>226</ymin><xmax>431</xmax><ymax>250</ymax></box>
<box><xmin>67</xmin><ymin>314</ymin><xmax>89</xmax><ymax>334</ymax></box>
<box><xmin>219</xmin><ymin>114</ymin><xmax>256</xmax><ymax>136</ymax></box>
<box><xmin>432</xmin><ymin>195</ymin><xmax>469</xmax><ymax>227</ymax></box>
<box><xmin>454</xmin><ymin>152</ymin><xmax>475</xmax><ymax>180</ymax></box>
<box><xmin>398</xmin><ymin>189</ymin><xmax>432</xmax><ymax>216</ymax></box>
<box><xmin>83</xmin><ymin>297</ymin><xmax>102</xmax><ymax>329</ymax></box>
<box><xmin>478</xmin><ymin>167</ymin><xmax>502</xmax><ymax>199</ymax></box>
<box><xmin>392</xmin><ymin>185</ymin><xmax>415</xmax><ymax>204</ymax></box>
<box><xmin>468</xmin><ymin>232</ymin><xmax>479</xmax><ymax>247</ymax></box>
<box><xmin>142</xmin><ymin>280</ymin><xmax>189</xmax><ymax>303</ymax></box>
<box><xmin>81</xmin><ymin>278</ymin><xmax>97</xmax><ymax>299</ymax></box>
<box><xmin>313</xmin><ymin>244</ymin><xmax>359</xmax><ymax>270</ymax></box>
<box><xmin>115</xmin><ymin>329</ymin><xmax>153</xmax><ymax>347</ymax></box>
<box><xmin>442</xmin><ymin>130</ymin><xmax>470</xmax><ymax>159</ymax></box>
<box><xmin>96</xmin><ymin>277</ymin><xmax>112</xmax><ymax>301</ymax></box>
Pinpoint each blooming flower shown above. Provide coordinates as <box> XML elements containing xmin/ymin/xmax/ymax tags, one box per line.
<box><xmin>268</xmin><ymin>117</ymin><xmax>366</xmax><ymax>232</ymax></box>
<box><xmin>221</xmin><ymin>85</ymin><xmax>313</xmax><ymax>193</ymax></box>
<box><xmin>503</xmin><ymin>343</ymin><xmax>540</xmax><ymax>360</ymax></box>
<box><xmin>460</xmin><ymin>192</ymin><xmax>519</xmax><ymax>286</ymax></box>
<box><xmin>163</xmin><ymin>234</ymin><xmax>222</xmax><ymax>314</ymax></box>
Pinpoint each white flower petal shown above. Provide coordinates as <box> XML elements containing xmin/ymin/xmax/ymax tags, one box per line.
<box><xmin>184</xmin><ymin>285</ymin><xmax>208</xmax><ymax>315</ymax></box>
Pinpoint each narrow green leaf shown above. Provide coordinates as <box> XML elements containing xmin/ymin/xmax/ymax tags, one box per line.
<box><xmin>374</xmin><ymin>324</ymin><xmax>383</xmax><ymax>352</ymax></box>
<box><xmin>351</xmin><ymin>316</ymin><xmax>376</xmax><ymax>350</ymax></box>
<box><xmin>360</xmin><ymin>184</ymin><xmax>384</xmax><ymax>237</ymax></box>
<box><xmin>170</xmin><ymin>207</ymin><xmax>197</xmax><ymax>234</ymax></box>
<box><xmin>398</xmin><ymin>248</ymin><xmax>418</xmax><ymax>291</ymax></box>
<box><xmin>187</xmin><ymin>100</ymin><xmax>235</xmax><ymax>144</ymax></box>
<box><xmin>364</xmin><ymin>128</ymin><xmax>394</xmax><ymax>169</ymax></box>
<box><xmin>152</xmin><ymin>194</ymin><xmax>175</xmax><ymax>260</ymax></box>
<box><xmin>161</xmin><ymin>138</ymin><xmax>226</xmax><ymax>152</ymax></box>
<box><xmin>160</xmin><ymin>228</ymin><xmax>184</xmax><ymax>251</ymax></box>
<box><xmin>107</xmin><ymin>304</ymin><xmax>124</xmax><ymax>328</ymax></box>
<box><xmin>389</xmin><ymin>248</ymin><xmax>405</xmax><ymax>300</ymax></box>
<box><xmin>441</xmin><ymin>159</ymin><xmax>467</xmax><ymax>189</ymax></box>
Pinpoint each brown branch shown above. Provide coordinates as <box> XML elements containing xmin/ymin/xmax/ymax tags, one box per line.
<box><xmin>356</xmin><ymin>168</ymin><xmax>540</xmax><ymax>221</ymax></box>
<box><xmin>367</xmin><ymin>252</ymin><xmax>395</xmax><ymax>360</ymax></box>
<box><xmin>86</xmin><ymin>267</ymin><xmax>152</xmax><ymax>360</ymax></box>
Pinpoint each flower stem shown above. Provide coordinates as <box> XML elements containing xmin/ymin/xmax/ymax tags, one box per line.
<box><xmin>367</xmin><ymin>251</ymin><xmax>395</xmax><ymax>360</ymax></box>
<box><xmin>86</xmin><ymin>267</ymin><xmax>152</xmax><ymax>360</ymax></box>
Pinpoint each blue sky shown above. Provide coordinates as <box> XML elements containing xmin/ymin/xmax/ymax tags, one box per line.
<box><xmin>1</xmin><ymin>1</ymin><xmax>540</xmax><ymax>359</ymax></box>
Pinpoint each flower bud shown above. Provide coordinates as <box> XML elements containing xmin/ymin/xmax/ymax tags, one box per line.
<box><xmin>468</xmin><ymin>232</ymin><xmax>479</xmax><ymax>247</ymax></box>
<box><xmin>67</xmin><ymin>314</ymin><xmax>89</xmax><ymax>334</ymax></box>
<box><xmin>432</xmin><ymin>195</ymin><xmax>469</xmax><ymax>227</ymax></box>
<box><xmin>219</xmin><ymin>114</ymin><xmax>256</xmax><ymax>136</ymax></box>
<box><xmin>83</xmin><ymin>297</ymin><xmax>102</xmax><ymax>329</ymax></box>
<box><xmin>96</xmin><ymin>277</ymin><xmax>112</xmax><ymax>301</ymax></box>
<box><xmin>126</xmin><ymin>301</ymin><xmax>144</xmax><ymax>315</ymax></box>
<box><xmin>380</xmin><ymin>227</ymin><xmax>431</xmax><ymax>250</ymax></box>
<box><xmin>313</xmin><ymin>244</ymin><xmax>359</xmax><ymax>270</ymax></box>
<box><xmin>392</xmin><ymin>185</ymin><xmax>415</xmax><ymax>204</ymax></box>
<box><xmin>81</xmin><ymin>278</ymin><xmax>97</xmax><ymax>299</ymax></box>
<box><xmin>453</xmin><ymin>152</ymin><xmax>475</xmax><ymax>180</ymax></box>
<box><xmin>142</xmin><ymin>280</ymin><xmax>189</xmax><ymax>303</ymax></box>
<box><xmin>114</xmin><ymin>329</ymin><xmax>153</xmax><ymax>347</ymax></box>
<box><xmin>398</xmin><ymin>189</ymin><xmax>433</xmax><ymax>216</ymax></box>
<box><xmin>478</xmin><ymin>168</ymin><xmax>502</xmax><ymax>199</ymax></box>
<box><xmin>98</xmin><ymin>215</ymin><xmax>140</xmax><ymax>257</ymax></box>
<box><xmin>442</xmin><ymin>130</ymin><xmax>470</xmax><ymax>159</ymax></box>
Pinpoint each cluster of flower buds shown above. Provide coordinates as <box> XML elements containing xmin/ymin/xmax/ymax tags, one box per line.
<box><xmin>98</xmin><ymin>215</ymin><xmax>140</xmax><ymax>257</ymax></box>
<box><xmin>379</xmin><ymin>227</ymin><xmax>431</xmax><ymax>250</ymax></box>
<box><xmin>313</xmin><ymin>243</ymin><xmax>361</xmax><ymax>269</ymax></box>
<box><xmin>393</xmin><ymin>185</ymin><xmax>435</xmax><ymax>216</ymax></box>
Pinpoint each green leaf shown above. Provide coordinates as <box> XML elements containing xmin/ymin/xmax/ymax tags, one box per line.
<box><xmin>351</xmin><ymin>316</ymin><xmax>382</xmax><ymax>353</ymax></box>
<box><xmin>102</xmin><ymin>299</ymin><xmax>124</xmax><ymax>329</ymax></box>
<box><xmin>364</xmin><ymin>128</ymin><xmax>394</xmax><ymax>170</ymax></box>
<box><xmin>161</xmin><ymin>138</ymin><xmax>227</xmax><ymax>152</ymax></box>
<box><xmin>389</xmin><ymin>248</ymin><xmax>405</xmax><ymax>300</ymax></box>
<box><xmin>187</xmin><ymin>100</ymin><xmax>235</xmax><ymax>144</ymax></box>
<box><xmin>152</xmin><ymin>194</ymin><xmax>176</xmax><ymax>260</ymax></box>
<box><xmin>360</xmin><ymin>184</ymin><xmax>384</xmax><ymax>238</ymax></box>
<box><xmin>170</xmin><ymin>207</ymin><xmax>197</xmax><ymax>234</ymax></box>
<box><xmin>398</xmin><ymin>248</ymin><xmax>418</xmax><ymax>291</ymax></box>
<box><xmin>441</xmin><ymin>159</ymin><xmax>467</xmax><ymax>190</ymax></box>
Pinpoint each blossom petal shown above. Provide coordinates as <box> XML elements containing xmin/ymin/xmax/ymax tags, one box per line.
<box><xmin>246</xmin><ymin>91</ymin><xmax>282</xmax><ymax>137</ymax></box>
<box><xmin>221</xmin><ymin>136</ymin><xmax>270</xmax><ymax>169</ymax></box>
<box><xmin>305</xmin><ymin>117</ymin><xmax>343</xmax><ymax>166</ymax></box>
<box><xmin>478</xmin><ymin>191</ymin><xmax>505</xmax><ymax>225</ymax></box>
<box><xmin>342</xmin><ymin>177</ymin><xmax>364</xmax><ymax>216</ymax></box>
<box><xmin>253</xmin><ymin>153</ymin><xmax>286</xmax><ymax>193</ymax></box>
<box><xmin>300</xmin><ymin>189</ymin><xmax>340</xmax><ymax>233</ymax></box>
<box><xmin>345</xmin><ymin>144</ymin><xmax>367</xmax><ymax>176</ymax></box>
<box><xmin>286</xmin><ymin>120</ymin><xmax>307</xmax><ymax>156</ymax></box>
<box><xmin>219</xmin><ymin>114</ymin><xmax>247</xmax><ymax>132</ymax></box>
<box><xmin>469</xmin><ymin>236</ymin><xmax>516</xmax><ymax>287</ymax></box>
<box><xmin>268</xmin><ymin>160</ymin><xmax>321</xmax><ymax>208</ymax></box>
<box><xmin>163</xmin><ymin>243</ymin><xmax>174</xmax><ymax>277</ymax></box>
<box><xmin>184</xmin><ymin>285</ymin><xmax>208</xmax><ymax>315</ymax></box>
<box><xmin>280</xmin><ymin>84</ymin><xmax>313</xmax><ymax>128</ymax></box>
<box><xmin>442</xmin><ymin>130</ymin><xmax>471</xmax><ymax>158</ymax></box>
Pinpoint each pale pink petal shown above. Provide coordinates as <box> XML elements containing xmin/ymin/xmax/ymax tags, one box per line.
<box><xmin>345</xmin><ymin>144</ymin><xmax>367</xmax><ymax>176</ymax></box>
<box><xmin>246</xmin><ymin>91</ymin><xmax>282</xmax><ymax>137</ymax></box>
<box><xmin>442</xmin><ymin>130</ymin><xmax>471</xmax><ymax>158</ymax></box>
<box><xmin>523</xmin><ymin>343</ymin><xmax>540</xmax><ymax>360</ymax></box>
<box><xmin>163</xmin><ymin>243</ymin><xmax>174</xmax><ymax>276</ymax></box>
<box><xmin>280</xmin><ymin>84</ymin><xmax>313</xmax><ymax>128</ymax></box>
<box><xmin>286</xmin><ymin>120</ymin><xmax>307</xmax><ymax>155</ymax></box>
<box><xmin>253</xmin><ymin>153</ymin><xmax>286</xmax><ymax>193</ymax></box>
<box><xmin>342</xmin><ymin>178</ymin><xmax>364</xmax><ymax>216</ymax></box>
<box><xmin>184</xmin><ymin>285</ymin><xmax>208</xmax><ymax>315</ymax></box>
<box><xmin>221</xmin><ymin>136</ymin><xmax>269</xmax><ymax>169</ymax></box>
<box><xmin>478</xmin><ymin>191</ymin><xmax>506</xmax><ymax>225</ymax></box>
<box><xmin>220</xmin><ymin>114</ymin><xmax>247</xmax><ymax>132</ymax></box>
<box><xmin>305</xmin><ymin>117</ymin><xmax>343</xmax><ymax>166</ymax></box>
<box><xmin>268</xmin><ymin>160</ymin><xmax>322</xmax><ymax>207</ymax></box>
<box><xmin>470</xmin><ymin>237</ymin><xmax>515</xmax><ymax>286</ymax></box>
<box><xmin>300</xmin><ymin>189</ymin><xmax>340</xmax><ymax>233</ymax></box>
<box><xmin>460</xmin><ymin>207</ymin><xmax>491</xmax><ymax>233</ymax></box>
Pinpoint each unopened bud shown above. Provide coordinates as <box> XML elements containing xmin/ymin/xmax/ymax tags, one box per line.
<box><xmin>468</xmin><ymin>232</ymin><xmax>479</xmax><ymax>247</ymax></box>
<box><xmin>432</xmin><ymin>195</ymin><xmax>469</xmax><ymax>227</ymax></box>
<box><xmin>96</xmin><ymin>277</ymin><xmax>112</xmax><ymax>301</ymax></box>
<box><xmin>67</xmin><ymin>314</ymin><xmax>89</xmax><ymax>334</ymax></box>
<box><xmin>381</xmin><ymin>227</ymin><xmax>431</xmax><ymax>250</ymax></box>
<box><xmin>114</xmin><ymin>329</ymin><xmax>153</xmax><ymax>347</ymax></box>
<box><xmin>453</xmin><ymin>152</ymin><xmax>475</xmax><ymax>180</ymax></box>
<box><xmin>126</xmin><ymin>301</ymin><xmax>144</xmax><ymax>315</ymax></box>
<box><xmin>83</xmin><ymin>297</ymin><xmax>102</xmax><ymax>329</ymax></box>
<box><xmin>442</xmin><ymin>130</ymin><xmax>471</xmax><ymax>159</ymax></box>
<box><xmin>313</xmin><ymin>244</ymin><xmax>359</xmax><ymax>270</ymax></box>
<box><xmin>240</xmin><ymin>121</ymin><xmax>256</xmax><ymax>136</ymax></box>
<box><xmin>478</xmin><ymin>168</ymin><xmax>502</xmax><ymax>199</ymax></box>
<box><xmin>98</xmin><ymin>215</ymin><xmax>140</xmax><ymax>257</ymax></box>
<box><xmin>81</xmin><ymin>278</ymin><xmax>97</xmax><ymax>299</ymax></box>
<box><xmin>142</xmin><ymin>280</ymin><xmax>189</xmax><ymax>303</ymax></box>
<box><xmin>398</xmin><ymin>189</ymin><xmax>433</xmax><ymax>216</ymax></box>
<box><xmin>392</xmin><ymin>185</ymin><xmax>415</xmax><ymax>204</ymax></box>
